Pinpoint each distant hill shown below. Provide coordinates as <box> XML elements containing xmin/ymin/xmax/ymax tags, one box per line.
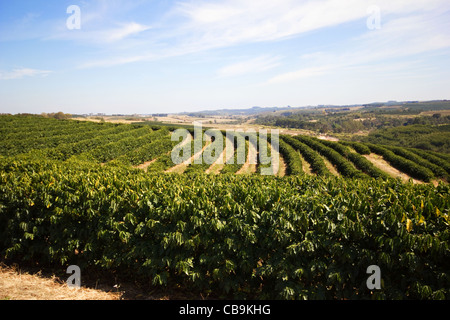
<box><xmin>177</xmin><ymin>100</ymin><xmax>450</xmax><ymax>117</ymax></box>
<box><xmin>178</xmin><ymin>106</ymin><xmax>293</xmax><ymax>117</ymax></box>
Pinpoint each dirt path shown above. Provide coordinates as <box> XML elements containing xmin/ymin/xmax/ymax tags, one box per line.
<box><xmin>363</xmin><ymin>153</ymin><xmax>422</xmax><ymax>184</ymax></box>
<box><xmin>318</xmin><ymin>135</ymin><xmax>339</xmax><ymax>142</ymax></box>
<box><xmin>205</xmin><ymin>135</ymin><xmax>235</xmax><ymax>174</ymax></box>
<box><xmin>268</xmin><ymin>141</ymin><xmax>286</xmax><ymax>177</ymax></box>
<box><xmin>323</xmin><ymin>158</ymin><xmax>340</xmax><ymax>176</ymax></box>
<box><xmin>276</xmin><ymin>154</ymin><xmax>286</xmax><ymax>177</ymax></box>
<box><xmin>134</xmin><ymin>134</ymin><xmax>192</xmax><ymax>172</ymax></box>
<box><xmin>134</xmin><ymin>158</ymin><xmax>158</xmax><ymax>172</ymax></box>
<box><xmin>236</xmin><ymin>140</ymin><xmax>258</xmax><ymax>175</ymax></box>
<box><xmin>256</xmin><ymin>140</ymin><xmax>284</xmax><ymax>176</ymax></box>
<box><xmin>298</xmin><ymin>151</ymin><xmax>313</xmax><ymax>175</ymax></box>
<box><xmin>166</xmin><ymin>141</ymin><xmax>211</xmax><ymax>174</ymax></box>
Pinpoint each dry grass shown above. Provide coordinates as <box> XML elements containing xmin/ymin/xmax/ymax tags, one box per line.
<box><xmin>0</xmin><ymin>263</ymin><xmax>120</xmax><ymax>300</ymax></box>
<box><xmin>420</xmin><ymin>109</ymin><xmax>450</xmax><ymax>116</ymax></box>
<box><xmin>0</xmin><ymin>263</ymin><xmax>207</xmax><ymax>300</ymax></box>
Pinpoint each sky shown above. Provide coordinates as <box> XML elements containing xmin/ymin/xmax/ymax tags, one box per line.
<box><xmin>0</xmin><ymin>0</ymin><xmax>450</xmax><ymax>115</ymax></box>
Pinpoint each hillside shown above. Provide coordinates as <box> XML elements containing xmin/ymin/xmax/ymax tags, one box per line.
<box><xmin>252</xmin><ymin>100</ymin><xmax>450</xmax><ymax>153</ymax></box>
<box><xmin>0</xmin><ymin>114</ymin><xmax>449</xmax><ymax>300</ymax></box>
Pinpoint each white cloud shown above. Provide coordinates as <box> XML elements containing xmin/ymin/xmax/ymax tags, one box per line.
<box><xmin>105</xmin><ymin>22</ymin><xmax>152</xmax><ymax>42</ymax></box>
<box><xmin>265</xmin><ymin>4</ymin><xmax>450</xmax><ymax>85</ymax></box>
<box><xmin>168</xmin><ymin>0</ymin><xmax>450</xmax><ymax>51</ymax></box>
<box><xmin>79</xmin><ymin>0</ymin><xmax>371</xmax><ymax>67</ymax></box>
<box><xmin>78</xmin><ymin>54</ymin><xmax>153</xmax><ymax>69</ymax></box>
<box><xmin>0</xmin><ymin>68</ymin><xmax>52</xmax><ymax>80</ymax></box>
<box><xmin>358</xmin><ymin>13</ymin><xmax>450</xmax><ymax>55</ymax></box>
<box><xmin>217</xmin><ymin>55</ymin><xmax>282</xmax><ymax>78</ymax></box>
<box><xmin>172</xmin><ymin>0</ymin><xmax>369</xmax><ymax>48</ymax></box>
<box><xmin>266</xmin><ymin>66</ymin><xmax>332</xmax><ymax>84</ymax></box>
<box><xmin>77</xmin><ymin>0</ymin><xmax>450</xmax><ymax>69</ymax></box>
<box><xmin>48</xmin><ymin>21</ymin><xmax>152</xmax><ymax>45</ymax></box>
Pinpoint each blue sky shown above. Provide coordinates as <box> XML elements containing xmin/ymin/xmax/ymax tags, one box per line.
<box><xmin>1</xmin><ymin>0</ymin><xmax>450</xmax><ymax>115</ymax></box>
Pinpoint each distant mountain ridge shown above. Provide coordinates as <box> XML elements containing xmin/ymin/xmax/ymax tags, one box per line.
<box><xmin>176</xmin><ymin>100</ymin><xmax>450</xmax><ymax>117</ymax></box>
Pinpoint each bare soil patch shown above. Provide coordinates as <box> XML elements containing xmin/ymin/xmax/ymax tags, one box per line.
<box><xmin>166</xmin><ymin>141</ymin><xmax>211</xmax><ymax>174</ymax></box>
<box><xmin>322</xmin><ymin>158</ymin><xmax>340</xmax><ymax>176</ymax></box>
<box><xmin>134</xmin><ymin>158</ymin><xmax>157</xmax><ymax>171</ymax></box>
<box><xmin>276</xmin><ymin>154</ymin><xmax>287</xmax><ymax>177</ymax></box>
<box><xmin>318</xmin><ymin>135</ymin><xmax>339</xmax><ymax>142</ymax></box>
<box><xmin>236</xmin><ymin>141</ymin><xmax>258</xmax><ymax>175</ymax></box>
<box><xmin>298</xmin><ymin>151</ymin><xmax>313</xmax><ymax>175</ymax></box>
<box><xmin>260</xmin><ymin>140</ymin><xmax>285</xmax><ymax>177</ymax></box>
<box><xmin>363</xmin><ymin>153</ymin><xmax>422</xmax><ymax>184</ymax></box>
<box><xmin>205</xmin><ymin>135</ymin><xmax>235</xmax><ymax>174</ymax></box>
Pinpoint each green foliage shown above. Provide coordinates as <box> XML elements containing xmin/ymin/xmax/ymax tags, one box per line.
<box><xmin>111</xmin><ymin>134</ymin><xmax>175</xmax><ymax>167</ymax></box>
<box><xmin>1</xmin><ymin>114</ymin><xmax>449</xmax><ymax>300</ymax></box>
<box><xmin>293</xmin><ymin>135</ymin><xmax>367</xmax><ymax>178</ymax></box>
<box><xmin>366</xmin><ymin>143</ymin><xmax>435</xmax><ymax>182</ymax></box>
<box><xmin>254</xmin><ymin>101</ymin><xmax>450</xmax><ymax>135</ymax></box>
<box><xmin>363</xmin><ymin>125</ymin><xmax>450</xmax><ymax>154</ymax></box>
<box><xmin>281</xmin><ymin>135</ymin><xmax>330</xmax><ymax>176</ymax></box>
<box><xmin>184</xmin><ymin>130</ymin><xmax>223</xmax><ymax>174</ymax></box>
<box><xmin>78</xmin><ymin>127</ymin><xmax>159</xmax><ymax>163</ymax></box>
<box><xmin>220</xmin><ymin>132</ymin><xmax>248</xmax><ymax>174</ymax></box>
<box><xmin>278</xmin><ymin>138</ymin><xmax>303</xmax><ymax>175</ymax></box>
<box><xmin>0</xmin><ymin>119</ymin><xmax>131</xmax><ymax>157</ymax></box>
<box><xmin>1</xmin><ymin>115</ymin><xmax>447</xmax><ymax>182</ymax></box>
<box><xmin>146</xmin><ymin>153</ymin><xmax>178</xmax><ymax>173</ymax></box>
<box><xmin>408</xmin><ymin>149</ymin><xmax>450</xmax><ymax>176</ymax></box>
<box><xmin>340</xmin><ymin>141</ymin><xmax>371</xmax><ymax>155</ymax></box>
<box><xmin>384</xmin><ymin>146</ymin><xmax>449</xmax><ymax>181</ymax></box>
<box><xmin>319</xmin><ymin>140</ymin><xmax>390</xmax><ymax>179</ymax></box>
<box><xmin>0</xmin><ymin>159</ymin><xmax>449</xmax><ymax>300</ymax></box>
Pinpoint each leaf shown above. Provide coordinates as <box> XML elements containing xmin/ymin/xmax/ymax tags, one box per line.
<box><xmin>24</xmin><ymin>232</ymin><xmax>34</xmax><ymax>240</ymax></box>
<box><xmin>406</xmin><ymin>219</ymin><xmax>413</xmax><ymax>232</ymax></box>
<box><xmin>152</xmin><ymin>274</ymin><xmax>162</xmax><ymax>286</ymax></box>
<box><xmin>294</xmin><ymin>268</ymin><xmax>304</xmax><ymax>279</ymax></box>
<box><xmin>418</xmin><ymin>215</ymin><xmax>425</xmax><ymax>225</ymax></box>
<box><xmin>435</xmin><ymin>207</ymin><xmax>441</xmax><ymax>217</ymax></box>
<box><xmin>123</xmin><ymin>213</ymin><xmax>136</xmax><ymax>225</ymax></box>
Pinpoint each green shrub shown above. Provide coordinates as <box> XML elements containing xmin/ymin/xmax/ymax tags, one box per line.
<box><xmin>281</xmin><ymin>135</ymin><xmax>330</xmax><ymax>176</ymax></box>
<box><xmin>1</xmin><ymin>159</ymin><xmax>448</xmax><ymax>300</ymax></box>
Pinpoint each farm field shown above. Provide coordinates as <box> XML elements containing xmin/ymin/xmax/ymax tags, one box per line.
<box><xmin>0</xmin><ymin>114</ymin><xmax>449</xmax><ymax>300</ymax></box>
